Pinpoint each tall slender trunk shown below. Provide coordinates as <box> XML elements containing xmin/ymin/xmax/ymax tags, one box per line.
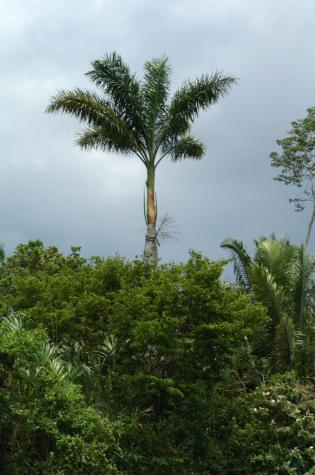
<box><xmin>144</xmin><ymin>166</ymin><xmax>158</xmax><ymax>264</ymax></box>
<box><xmin>305</xmin><ymin>201</ymin><xmax>315</xmax><ymax>248</ymax></box>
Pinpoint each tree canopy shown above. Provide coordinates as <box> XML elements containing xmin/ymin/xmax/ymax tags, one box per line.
<box><xmin>1</xmin><ymin>240</ymin><xmax>315</xmax><ymax>473</ymax></box>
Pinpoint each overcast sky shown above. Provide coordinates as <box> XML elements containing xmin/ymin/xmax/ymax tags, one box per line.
<box><xmin>1</xmin><ymin>0</ymin><xmax>315</xmax><ymax>267</ymax></box>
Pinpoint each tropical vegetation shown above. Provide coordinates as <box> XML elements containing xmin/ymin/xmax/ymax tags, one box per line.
<box><xmin>221</xmin><ymin>235</ymin><xmax>315</xmax><ymax>376</ymax></box>
<box><xmin>0</xmin><ymin>240</ymin><xmax>315</xmax><ymax>474</ymax></box>
<box><xmin>1</xmin><ymin>52</ymin><xmax>315</xmax><ymax>474</ymax></box>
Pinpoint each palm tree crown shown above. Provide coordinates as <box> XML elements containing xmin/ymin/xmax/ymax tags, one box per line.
<box><xmin>47</xmin><ymin>53</ymin><xmax>235</xmax><ymax>262</ymax></box>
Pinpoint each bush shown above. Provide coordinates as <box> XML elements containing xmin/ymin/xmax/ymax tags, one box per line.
<box><xmin>0</xmin><ymin>242</ymin><xmax>276</xmax><ymax>473</ymax></box>
<box><xmin>0</xmin><ymin>315</ymin><xmax>120</xmax><ymax>474</ymax></box>
<box><xmin>225</xmin><ymin>374</ymin><xmax>315</xmax><ymax>474</ymax></box>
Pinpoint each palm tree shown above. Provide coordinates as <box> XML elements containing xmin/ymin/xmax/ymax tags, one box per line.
<box><xmin>221</xmin><ymin>236</ymin><xmax>315</xmax><ymax>326</ymax></box>
<box><xmin>222</xmin><ymin>236</ymin><xmax>315</xmax><ymax>375</ymax></box>
<box><xmin>47</xmin><ymin>53</ymin><xmax>235</xmax><ymax>263</ymax></box>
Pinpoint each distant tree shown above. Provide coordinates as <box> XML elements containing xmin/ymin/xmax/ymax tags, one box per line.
<box><xmin>47</xmin><ymin>53</ymin><xmax>235</xmax><ymax>263</ymax></box>
<box><xmin>270</xmin><ymin>107</ymin><xmax>315</xmax><ymax>248</ymax></box>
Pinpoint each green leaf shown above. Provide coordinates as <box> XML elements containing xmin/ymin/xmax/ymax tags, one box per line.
<box><xmin>142</xmin><ymin>57</ymin><xmax>171</xmax><ymax>155</ymax></box>
<box><xmin>221</xmin><ymin>237</ymin><xmax>251</xmax><ymax>291</ymax></box>
<box><xmin>273</xmin><ymin>315</ymin><xmax>295</xmax><ymax>371</ymax></box>
<box><xmin>87</xmin><ymin>52</ymin><xmax>145</xmax><ymax>139</ymax></box>
<box><xmin>162</xmin><ymin>72</ymin><xmax>236</xmax><ymax>139</ymax></box>
<box><xmin>166</xmin><ymin>133</ymin><xmax>205</xmax><ymax>161</ymax></box>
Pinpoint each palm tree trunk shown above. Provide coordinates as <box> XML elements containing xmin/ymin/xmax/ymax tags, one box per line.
<box><xmin>305</xmin><ymin>201</ymin><xmax>315</xmax><ymax>249</ymax></box>
<box><xmin>144</xmin><ymin>166</ymin><xmax>158</xmax><ymax>264</ymax></box>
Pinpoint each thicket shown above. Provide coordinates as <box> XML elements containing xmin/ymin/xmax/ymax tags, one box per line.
<box><xmin>1</xmin><ymin>240</ymin><xmax>315</xmax><ymax>474</ymax></box>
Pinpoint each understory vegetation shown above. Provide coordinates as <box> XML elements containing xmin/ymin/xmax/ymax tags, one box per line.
<box><xmin>1</xmin><ymin>240</ymin><xmax>315</xmax><ymax>474</ymax></box>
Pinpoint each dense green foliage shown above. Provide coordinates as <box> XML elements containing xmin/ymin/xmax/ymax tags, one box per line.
<box><xmin>1</xmin><ymin>240</ymin><xmax>315</xmax><ymax>473</ymax></box>
<box><xmin>221</xmin><ymin>235</ymin><xmax>315</xmax><ymax>377</ymax></box>
<box><xmin>0</xmin><ymin>319</ymin><xmax>119</xmax><ymax>475</ymax></box>
<box><xmin>221</xmin><ymin>235</ymin><xmax>315</xmax><ymax>324</ymax></box>
<box><xmin>225</xmin><ymin>374</ymin><xmax>315</xmax><ymax>474</ymax></box>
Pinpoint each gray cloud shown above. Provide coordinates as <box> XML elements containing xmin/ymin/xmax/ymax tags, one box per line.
<box><xmin>1</xmin><ymin>0</ymin><xmax>315</xmax><ymax>265</ymax></box>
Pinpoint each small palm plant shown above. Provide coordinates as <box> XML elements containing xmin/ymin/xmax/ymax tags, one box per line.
<box><xmin>221</xmin><ymin>235</ymin><xmax>315</xmax><ymax>326</ymax></box>
<box><xmin>221</xmin><ymin>235</ymin><xmax>315</xmax><ymax>376</ymax></box>
<box><xmin>47</xmin><ymin>53</ymin><xmax>235</xmax><ymax>263</ymax></box>
<box><xmin>2</xmin><ymin>312</ymin><xmax>25</xmax><ymax>332</ymax></box>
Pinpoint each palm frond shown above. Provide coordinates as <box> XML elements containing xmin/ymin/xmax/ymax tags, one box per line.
<box><xmin>162</xmin><ymin>72</ymin><xmax>236</xmax><ymax>139</ymax></box>
<box><xmin>48</xmin><ymin>358</ymin><xmax>67</xmax><ymax>381</ymax></box>
<box><xmin>47</xmin><ymin>89</ymin><xmax>111</xmax><ymax>125</ymax></box>
<box><xmin>76</xmin><ymin>126</ymin><xmax>136</xmax><ymax>154</ymax></box>
<box><xmin>59</xmin><ymin>342</ymin><xmax>94</xmax><ymax>384</ymax></box>
<box><xmin>86</xmin><ymin>52</ymin><xmax>145</xmax><ymax>138</ymax></box>
<box><xmin>2</xmin><ymin>312</ymin><xmax>25</xmax><ymax>332</ymax></box>
<box><xmin>221</xmin><ymin>238</ymin><xmax>251</xmax><ymax>291</ymax></box>
<box><xmin>253</xmin><ymin>235</ymin><xmax>270</xmax><ymax>248</ymax></box>
<box><xmin>32</xmin><ymin>342</ymin><xmax>70</xmax><ymax>382</ymax></box>
<box><xmin>142</xmin><ymin>57</ymin><xmax>171</xmax><ymax>152</ymax></box>
<box><xmin>254</xmin><ymin>237</ymin><xmax>297</xmax><ymax>288</ymax></box>
<box><xmin>34</xmin><ymin>341</ymin><xmax>59</xmax><ymax>367</ymax></box>
<box><xmin>249</xmin><ymin>264</ymin><xmax>285</xmax><ymax>324</ymax></box>
<box><xmin>289</xmin><ymin>245</ymin><xmax>315</xmax><ymax>326</ymax></box>
<box><xmin>99</xmin><ymin>334</ymin><xmax>118</xmax><ymax>361</ymax></box>
<box><xmin>47</xmin><ymin>89</ymin><xmax>141</xmax><ymax>151</ymax></box>
<box><xmin>295</xmin><ymin>320</ymin><xmax>315</xmax><ymax>378</ymax></box>
<box><xmin>80</xmin><ymin>362</ymin><xmax>93</xmax><ymax>381</ymax></box>
<box><xmin>273</xmin><ymin>314</ymin><xmax>295</xmax><ymax>372</ymax></box>
<box><xmin>156</xmin><ymin>214</ymin><xmax>180</xmax><ymax>245</ymax></box>
<box><xmin>63</xmin><ymin>361</ymin><xmax>84</xmax><ymax>380</ymax></box>
<box><xmin>164</xmin><ymin>134</ymin><xmax>206</xmax><ymax>161</ymax></box>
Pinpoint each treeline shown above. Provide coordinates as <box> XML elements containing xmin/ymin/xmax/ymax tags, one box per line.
<box><xmin>1</xmin><ymin>240</ymin><xmax>315</xmax><ymax>474</ymax></box>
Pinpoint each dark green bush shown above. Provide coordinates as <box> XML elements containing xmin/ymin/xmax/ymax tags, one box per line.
<box><xmin>0</xmin><ymin>316</ymin><xmax>120</xmax><ymax>474</ymax></box>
